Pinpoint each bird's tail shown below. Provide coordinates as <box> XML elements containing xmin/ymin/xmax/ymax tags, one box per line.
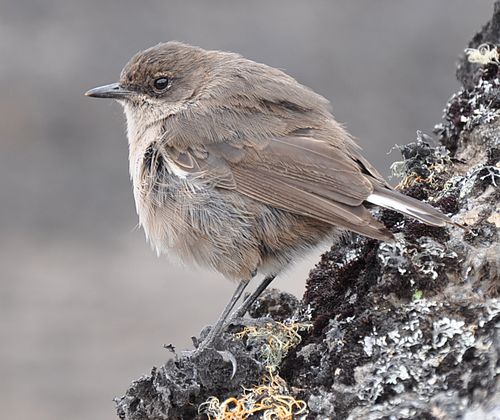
<box><xmin>366</xmin><ymin>184</ymin><xmax>452</xmax><ymax>227</ymax></box>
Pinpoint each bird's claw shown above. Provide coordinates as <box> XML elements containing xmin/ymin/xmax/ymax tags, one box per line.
<box><xmin>217</xmin><ymin>350</ymin><xmax>238</xmax><ymax>379</ymax></box>
<box><xmin>179</xmin><ymin>347</ymin><xmax>238</xmax><ymax>379</ymax></box>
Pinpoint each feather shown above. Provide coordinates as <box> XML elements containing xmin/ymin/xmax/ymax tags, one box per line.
<box><xmin>367</xmin><ymin>185</ymin><xmax>451</xmax><ymax>227</ymax></box>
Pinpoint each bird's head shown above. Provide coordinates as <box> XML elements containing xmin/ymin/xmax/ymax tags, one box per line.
<box><xmin>85</xmin><ymin>42</ymin><xmax>221</xmax><ymax>130</ymax></box>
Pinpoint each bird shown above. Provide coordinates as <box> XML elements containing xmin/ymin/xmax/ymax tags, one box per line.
<box><xmin>85</xmin><ymin>41</ymin><xmax>452</xmax><ymax>351</ymax></box>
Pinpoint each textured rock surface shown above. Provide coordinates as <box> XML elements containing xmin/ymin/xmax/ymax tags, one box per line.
<box><xmin>116</xmin><ymin>4</ymin><xmax>499</xmax><ymax>419</ymax></box>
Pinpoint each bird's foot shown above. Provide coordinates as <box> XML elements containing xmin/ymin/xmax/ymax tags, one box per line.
<box><xmin>179</xmin><ymin>316</ymin><xmax>256</xmax><ymax>379</ymax></box>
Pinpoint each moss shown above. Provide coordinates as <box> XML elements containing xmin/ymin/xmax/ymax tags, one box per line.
<box><xmin>404</xmin><ymin>220</ymin><xmax>450</xmax><ymax>242</ymax></box>
<box><xmin>435</xmin><ymin>194</ymin><xmax>460</xmax><ymax>215</ymax></box>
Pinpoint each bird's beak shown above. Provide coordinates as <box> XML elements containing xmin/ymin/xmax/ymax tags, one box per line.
<box><xmin>85</xmin><ymin>83</ymin><xmax>133</xmax><ymax>99</ymax></box>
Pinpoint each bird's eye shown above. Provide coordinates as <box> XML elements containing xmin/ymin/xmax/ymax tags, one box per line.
<box><xmin>153</xmin><ymin>77</ymin><xmax>169</xmax><ymax>91</ymax></box>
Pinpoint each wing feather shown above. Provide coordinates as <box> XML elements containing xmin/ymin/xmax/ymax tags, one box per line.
<box><xmin>231</xmin><ymin>166</ymin><xmax>392</xmax><ymax>240</ymax></box>
<box><xmin>162</xmin><ymin>135</ymin><xmax>393</xmax><ymax>240</ymax></box>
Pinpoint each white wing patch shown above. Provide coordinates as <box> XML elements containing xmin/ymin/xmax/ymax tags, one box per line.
<box><xmin>366</xmin><ymin>193</ymin><xmax>416</xmax><ymax>215</ymax></box>
<box><xmin>165</xmin><ymin>157</ymin><xmax>190</xmax><ymax>179</ymax></box>
<box><xmin>366</xmin><ymin>192</ymin><xmax>447</xmax><ymax>227</ymax></box>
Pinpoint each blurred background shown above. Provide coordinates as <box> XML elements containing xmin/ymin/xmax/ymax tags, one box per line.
<box><xmin>0</xmin><ymin>1</ymin><xmax>494</xmax><ymax>419</ymax></box>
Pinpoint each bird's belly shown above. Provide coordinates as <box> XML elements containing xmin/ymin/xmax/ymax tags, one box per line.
<box><xmin>134</xmin><ymin>176</ymin><xmax>336</xmax><ymax>281</ymax></box>
<box><xmin>133</xmin><ymin>177</ymin><xmax>257</xmax><ymax>277</ymax></box>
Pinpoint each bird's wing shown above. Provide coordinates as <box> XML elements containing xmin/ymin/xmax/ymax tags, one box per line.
<box><xmin>160</xmin><ymin>134</ymin><xmax>393</xmax><ymax>241</ymax></box>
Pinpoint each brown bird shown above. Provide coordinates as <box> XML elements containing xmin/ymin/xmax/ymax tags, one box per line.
<box><xmin>86</xmin><ymin>42</ymin><xmax>451</xmax><ymax>350</ymax></box>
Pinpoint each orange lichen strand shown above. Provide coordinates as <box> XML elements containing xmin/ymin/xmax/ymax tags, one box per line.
<box><xmin>199</xmin><ymin>369</ymin><xmax>307</xmax><ymax>419</ymax></box>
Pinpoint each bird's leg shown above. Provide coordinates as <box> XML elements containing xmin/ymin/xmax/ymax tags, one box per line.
<box><xmin>231</xmin><ymin>273</ymin><xmax>277</xmax><ymax>320</ymax></box>
<box><xmin>196</xmin><ymin>277</ymin><xmax>252</xmax><ymax>352</ymax></box>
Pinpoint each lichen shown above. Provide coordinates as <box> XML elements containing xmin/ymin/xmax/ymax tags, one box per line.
<box><xmin>198</xmin><ymin>370</ymin><xmax>308</xmax><ymax>420</ymax></box>
<box><xmin>235</xmin><ymin>321</ymin><xmax>312</xmax><ymax>371</ymax></box>
<box><xmin>465</xmin><ymin>44</ymin><xmax>499</xmax><ymax>66</ymax></box>
<box><xmin>199</xmin><ymin>321</ymin><xmax>312</xmax><ymax>419</ymax></box>
<box><xmin>283</xmin><ymin>38</ymin><xmax>499</xmax><ymax>418</ymax></box>
<box><xmin>435</xmin><ymin>43</ymin><xmax>500</xmax><ymax>152</ymax></box>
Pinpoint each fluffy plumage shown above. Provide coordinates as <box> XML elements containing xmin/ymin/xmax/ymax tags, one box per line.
<box><xmin>91</xmin><ymin>41</ymin><xmax>452</xmax><ymax>281</ymax></box>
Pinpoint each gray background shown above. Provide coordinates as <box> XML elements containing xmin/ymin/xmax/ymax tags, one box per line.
<box><xmin>0</xmin><ymin>1</ymin><xmax>493</xmax><ymax>419</ymax></box>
